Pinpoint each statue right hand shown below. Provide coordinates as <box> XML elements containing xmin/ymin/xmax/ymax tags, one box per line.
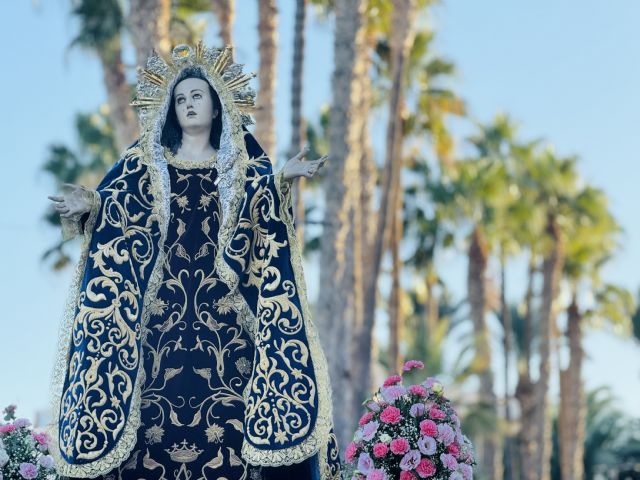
<box><xmin>48</xmin><ymin>183</ymin><xmax>94</xmax><ymax>218</ymax></box>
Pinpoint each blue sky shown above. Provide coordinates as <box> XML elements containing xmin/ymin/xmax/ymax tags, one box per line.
<box><xmin>0</xmin><ymin>0</ymin><xmax>638</xmax><ymax>425</ymax></box>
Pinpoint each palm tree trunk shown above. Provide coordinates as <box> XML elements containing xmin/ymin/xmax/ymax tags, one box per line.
<box><xmin>558</xmin><ymin>295</ymin><xmax>586</xmax><ymax>480</ymax></box>
<box><xmin>362</xmin><ymin>0</ymin><xmax>417</xmax><ymax>385</ymax></box>
<box><xmin>289</xmin><ymin>0</ymin><xmax>307</xmax><ymax>245</ymax></box>
<box><xmin>351</xmin><ymin>55</ymin><xmax>378</xmax><ymax>418</ymax></box>
<box><xmin>388</xmin><ymin>186</ymin><xmax>404</xmax><ymax>374</ymax></box>
<box><xmin>516</xmin><ymin>254</ymin><xmax>537</xmax><ymax>480</ymax></box>
<box><xmin>467</xmin><ymin>225</ymin><xmax>502</xmax><ymax>480</ymax></box>
<box><xmin>500</xmin><ymin>251</ymin><xmax>515</xmax><ymax>480</ymax></box>
<box><xmin>211</xmin><ymin>0</ymin><xmax>235</xmax><ymax>46</ymax></box>
<box><xmin>97</xmin><ymin>46</ymin><xmax>138</xmax><ymax>152</ymax></box>
<box><xmin>254</xmin><ymin>0</ymin><xmax>278</xmax><ymax>159</ymax></box>
<box><xmin>534</xmin><ymin>214</ymin><xmax>564</xmax><ymax>480</ymax></box>
<box><xmin>128</xmin><ymin>0</ymin><xmax>172</xmax><ymax>66</ymax></box>
<box><xmin>318</xmin><ymin>0</ymin><xmax>368</xmax><ymax>451</ymax></box>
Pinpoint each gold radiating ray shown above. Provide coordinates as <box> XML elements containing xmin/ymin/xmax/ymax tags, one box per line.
<box><xmin>225</xmin><ymin>72</ymin><xmax>257</xmax><ymax>91</ymax></box>
<box><xmin>211</xmin><ymin>45</ymin><xmax>233</xmax><ymax>76</ymax></box>
<box><xmin>137</xmin><ymin>67</ymin><xmax>166</xmax><ymax>88</ymax></box>
<box><xmin>194</xmin><ymin>40</ymin><xmax>205</xmax><ymax>62</ymax></box>
<box><xmin>130</xmin><ymin>97</ymin><xmax>162</xmax><ymax>107</ymax></box>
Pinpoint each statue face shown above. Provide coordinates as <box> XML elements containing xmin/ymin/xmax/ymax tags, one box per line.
<box><xmin>173</xmin><ymin>77</ymin><xmax>217</xmax><ymax>131</ymax></box>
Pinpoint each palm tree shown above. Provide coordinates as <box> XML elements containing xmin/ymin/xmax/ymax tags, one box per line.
<box><xmin>254</xmin><ymin>0</ymin><xmax>278</xmax><ymax>158</ymax></box>
<box><xmin>211</xmin><ymin>0</ymin><xmax>235</xmax><ymax>45</ymax></box>
<box><xmin>69</xmin><ymin>0</ymin><xmax>137</xmax><ymax>152</ymax></box>
<box><xmin>128</xmin><ymin>0</ymin><xmax>172</xmax><ymax>65</ymax></box>
<box><xmin>317</xmin><ymin>0</ymin><xmax>369</xmax><ymax>450</ymax></box>
<box><xmin>288</xmin><ymin>0</ymin><xmax>308</xmax><ymax>245</ymax></box>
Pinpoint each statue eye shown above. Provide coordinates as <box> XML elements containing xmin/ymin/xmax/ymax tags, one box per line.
<box><xmin>176</xmin><ymin>97</ymin><xmax>185</xmax><ymax>104</ymax></box>
<box><xmin>193</xmin><ymin>93</ymin><xmax>202</xmax><ymax>99</ymax></box>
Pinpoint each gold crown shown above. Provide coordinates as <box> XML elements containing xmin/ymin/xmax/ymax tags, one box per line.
<box><xmin>131</xmin><ymin>41</ymin><xmax>257</xmax><ymax>129</ymax></box>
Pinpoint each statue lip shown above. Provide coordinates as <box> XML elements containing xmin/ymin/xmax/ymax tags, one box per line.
<box><xmin>187</xmin><ymin>111</ymin><xmax>197</xmax><ymax>117</ymax></box>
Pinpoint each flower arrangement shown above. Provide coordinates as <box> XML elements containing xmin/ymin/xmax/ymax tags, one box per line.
<box><xmin>343</xmin><ymin>360</ymin><xmax>476</xmax><ymax>480</ymax></box>
<box><xmin>0</xmin><ymin>405</ymin><xmax>58</xmax><ymax>480</ymax></box>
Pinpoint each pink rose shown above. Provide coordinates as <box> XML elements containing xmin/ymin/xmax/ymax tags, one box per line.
<box><xmin>415</xmin><ymin>458</ymin><xmax>436</xmax><ymax>478</ymax></box>
<box><xmin>419</xmin><ymin>419</ymin><xmax>438</xmax><ymax>437</ymax></box>
<box><xmin>409</xmin><ymin>385</ymin><xmax>427</xmax><ymax>397</ymax></box>
<box><xmin>402</xmin><ymin>360</ymin><xmax>424</xmax><ymax>372</ymax></box>
<box><xmin>383</xmin><ymin>375</ymin><xmax>402</xmax><ymax>387</ymax></box>
<box><xmin>345</xmin><ymin>442</ymin><xmax>359</xmax><ymax>462</ymax></box>
<box><xmin>380</xmin><ymin>406</ymin><xmax>402</xmax><ymax>424</ymax></box>
<box><xmin>0</xmin><ymin>424</ymin><xmax>16</xmax><ymax>434</ymax></box>
<box><xmin>359</xmin><ymin>411</ymin><xmax>375</xmax><ymax>426</ymax></box>
<box><xmin>428</xmin><ymin>407</ymin><xmax>446</xmax><ymax>420</ymax></box>
<box><xmin>372</xmin><ymin>442</ymin><xmax>389</xmax><ymax>458</ymax></box>
<box><xmin>400</xmin><ymin>472</ymin><xmax>417</xmax><ymax>480</ymax></box>
<box><xmin>390</xmin><ymin>437</ymin><xmax>410</xmax><ymax>455</ymax></box>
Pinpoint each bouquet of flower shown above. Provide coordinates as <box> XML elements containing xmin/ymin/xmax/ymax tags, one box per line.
<box><xmin>0</xmin><ymin>405</ymin><xmax>58</xmax><ymax>480</ymax></box>
<box><xmin>343</xmin><ymin>360</ymin><xmax>476</xmax><ymax>480</ymax></box>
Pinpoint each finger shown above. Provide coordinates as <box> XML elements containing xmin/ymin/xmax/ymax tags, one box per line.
<box><xmin>48</xmin><ymin>195</ymin><xmax>64</xmax><ymax>202</ymax></box>
<box><xmin>295</xmin><ymin>144</ymin><xmax>310</xmax><ymax>160</ymax></box>
<box><xmin>62</xmin><ymin>183</ymin><xmax>81</xmax><ymax>190</ymax></box>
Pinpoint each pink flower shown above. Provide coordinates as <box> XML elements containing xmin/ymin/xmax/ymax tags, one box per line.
<box><xmin>400</xmin><ymin>472</ymin><xmax>417</xmax><ymax>480</ymax></box>
<box><xmin>440</xmin><ymin>453</ymin><xmax>458</xmax><ymax>470</ymax></box>
<box><xmin>415</xmin><ymin>458</ymin><xmax>436</xmax><ymax>478</ymax></box>
<box><xmin>419</xmin><ymin>419</ymin><xmax>438</xmax><ymax>437</ymax></box>
<box><xmin>19</xmin><ymin>462</ymin><xmax>38</xmax><ymax>479</ymax></box>
<box><xmin>409</xmin><ymin>385</ymin><xmax>427</xmax><ymax>397</ymax></box>
<box><xmin>448</xmin><ymin>442</ymin><xmax>460</xmax><ymax>456</ymax></box>
<box><xmin>380</xmin><ymin>406</ymin><xmax>402</xmax><ymax>424</ymax></box>
<box><xmin>403</xmin><ymin>360</ymin><xmax>424</xmax><ymax>372</ymax></box>
<box><xmin>390</xmin><ymin>437</ymin><xmax>410</xmax><ymax>455</ymax></box>
<box><xmin>32</xmin><ymin>431</ymin><xmax>49</xmax><ymax>446</ymax></box>
<box><xmin>372</xmin><ymin>442</ymin><xmax>389</xmax><ymax>458</ymax></box>
<box><xmin>428</xmin><ymin>407</ymin><xmax>446</xmax><ymax>420</ymax></box>
<box><xmin>359</xmin><ymin>411</ymin><xmax>375</xmax><ymax>426</ymax></box>
<box><xmin>0</xmin><ymin>424</ymin><xmax>16</xmax><ymax>434</ymax></box>
<box><xmin>383</xmin><ymin>375</ymin><xmax>402</xmax><ymax>387</ymax></box>
<box><xmin>345</xmin><ymin>442</ymin><xmax>359</xmax><ymax>462</ymax></box>
<box><xmin>366</xmin><ymin>469</ymin><xmax>386</xmax><ymax>480</ymax></box>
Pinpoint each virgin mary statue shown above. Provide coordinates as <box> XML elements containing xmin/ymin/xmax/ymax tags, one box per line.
<box><xmin>46</xmin><ymin>42</ymin><xmax>341</xmax><ymax>480</ymax></box>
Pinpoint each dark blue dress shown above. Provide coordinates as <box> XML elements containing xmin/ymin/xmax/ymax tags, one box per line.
<box><xmin>75</xmin><ymin>157</ymin><xmax>318</xmax><ymax>480</ymax></box>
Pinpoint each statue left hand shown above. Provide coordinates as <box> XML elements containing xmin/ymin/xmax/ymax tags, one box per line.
<box><xmin>282</xmin><ymin>144</ymin><xmax>328</xmax><ymax>182</ymax></box>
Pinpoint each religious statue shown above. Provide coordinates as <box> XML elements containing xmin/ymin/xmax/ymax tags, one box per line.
<box><xmin>47</xmin><ymin>42</ymin><xmax>341</xmax><ymax>480</ymax></box>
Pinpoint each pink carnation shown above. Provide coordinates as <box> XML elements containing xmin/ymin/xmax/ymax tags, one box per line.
<box><xmin>409</xmin><ymin>385</ymin><xmax>427</xmax><ymax>397</ymax></box>
<box><xmin>447</xmin><ymin>442</ymin><xmax>460</xmax><ymax>456</ymax></box>
<box><xmin>0</xmin><ymin>424</ymin><xmax>16</xmax><ymax>434</ymax></box>
<box><xmin>372</xmin><ymin>442</ymin><xmax>389</xmax><ymax>458</ymax></box>
<box><xmin>359</xmin><ymin>411</ymin><xmax>375</xmax><ymax>426</ymax></box>
<box><xmin>345</xmin><ymin>441</ymin><xmax>359</xmax><ymax>462</ymax></box>
<box><xmin>380</xmin><ymin>406</ymin><xmax>402</xmax><ymax>424</ymax></box>
<box><xmin>390</xmin><ymin>437</ymin><xmax>410</xmax><ymax>455</ymax></box>
<box><xmin>400</xmin><ymin>472</ymin><xmax>417</xmax><ymax>480</ymax></box>
<box><xmin>415</xmin><ymin>458</ymin><xmax>436</xmax><ymax>478</ymax></box>
<box><xmin>32</xmin><ymin>431</ymin><xmax>49</xmax><ymax>446</ymax></box>
<box><xmin>428</xmin><ymin>407</ymin><xmax>446</xmax><ymax>420</ymax></box>
<box><xmin>383</xmin><ymin>375</ymin><xmax>402</xmax><ymax>387</ymax></box>
<box><xmin>403</xmin><ymin>360</ymin><xmax>425</xmax><ymax>372</ymax></box>
<box><xmin>419</xmin><ymin>419</ymin><xmax>438</xmax><ymax>437</ymax></box>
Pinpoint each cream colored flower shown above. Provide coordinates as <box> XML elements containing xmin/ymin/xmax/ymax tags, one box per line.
<box><xmin>205</xmin><ymin>423</ymin><xmax>225</xmax><ymax>443</ymax></box>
